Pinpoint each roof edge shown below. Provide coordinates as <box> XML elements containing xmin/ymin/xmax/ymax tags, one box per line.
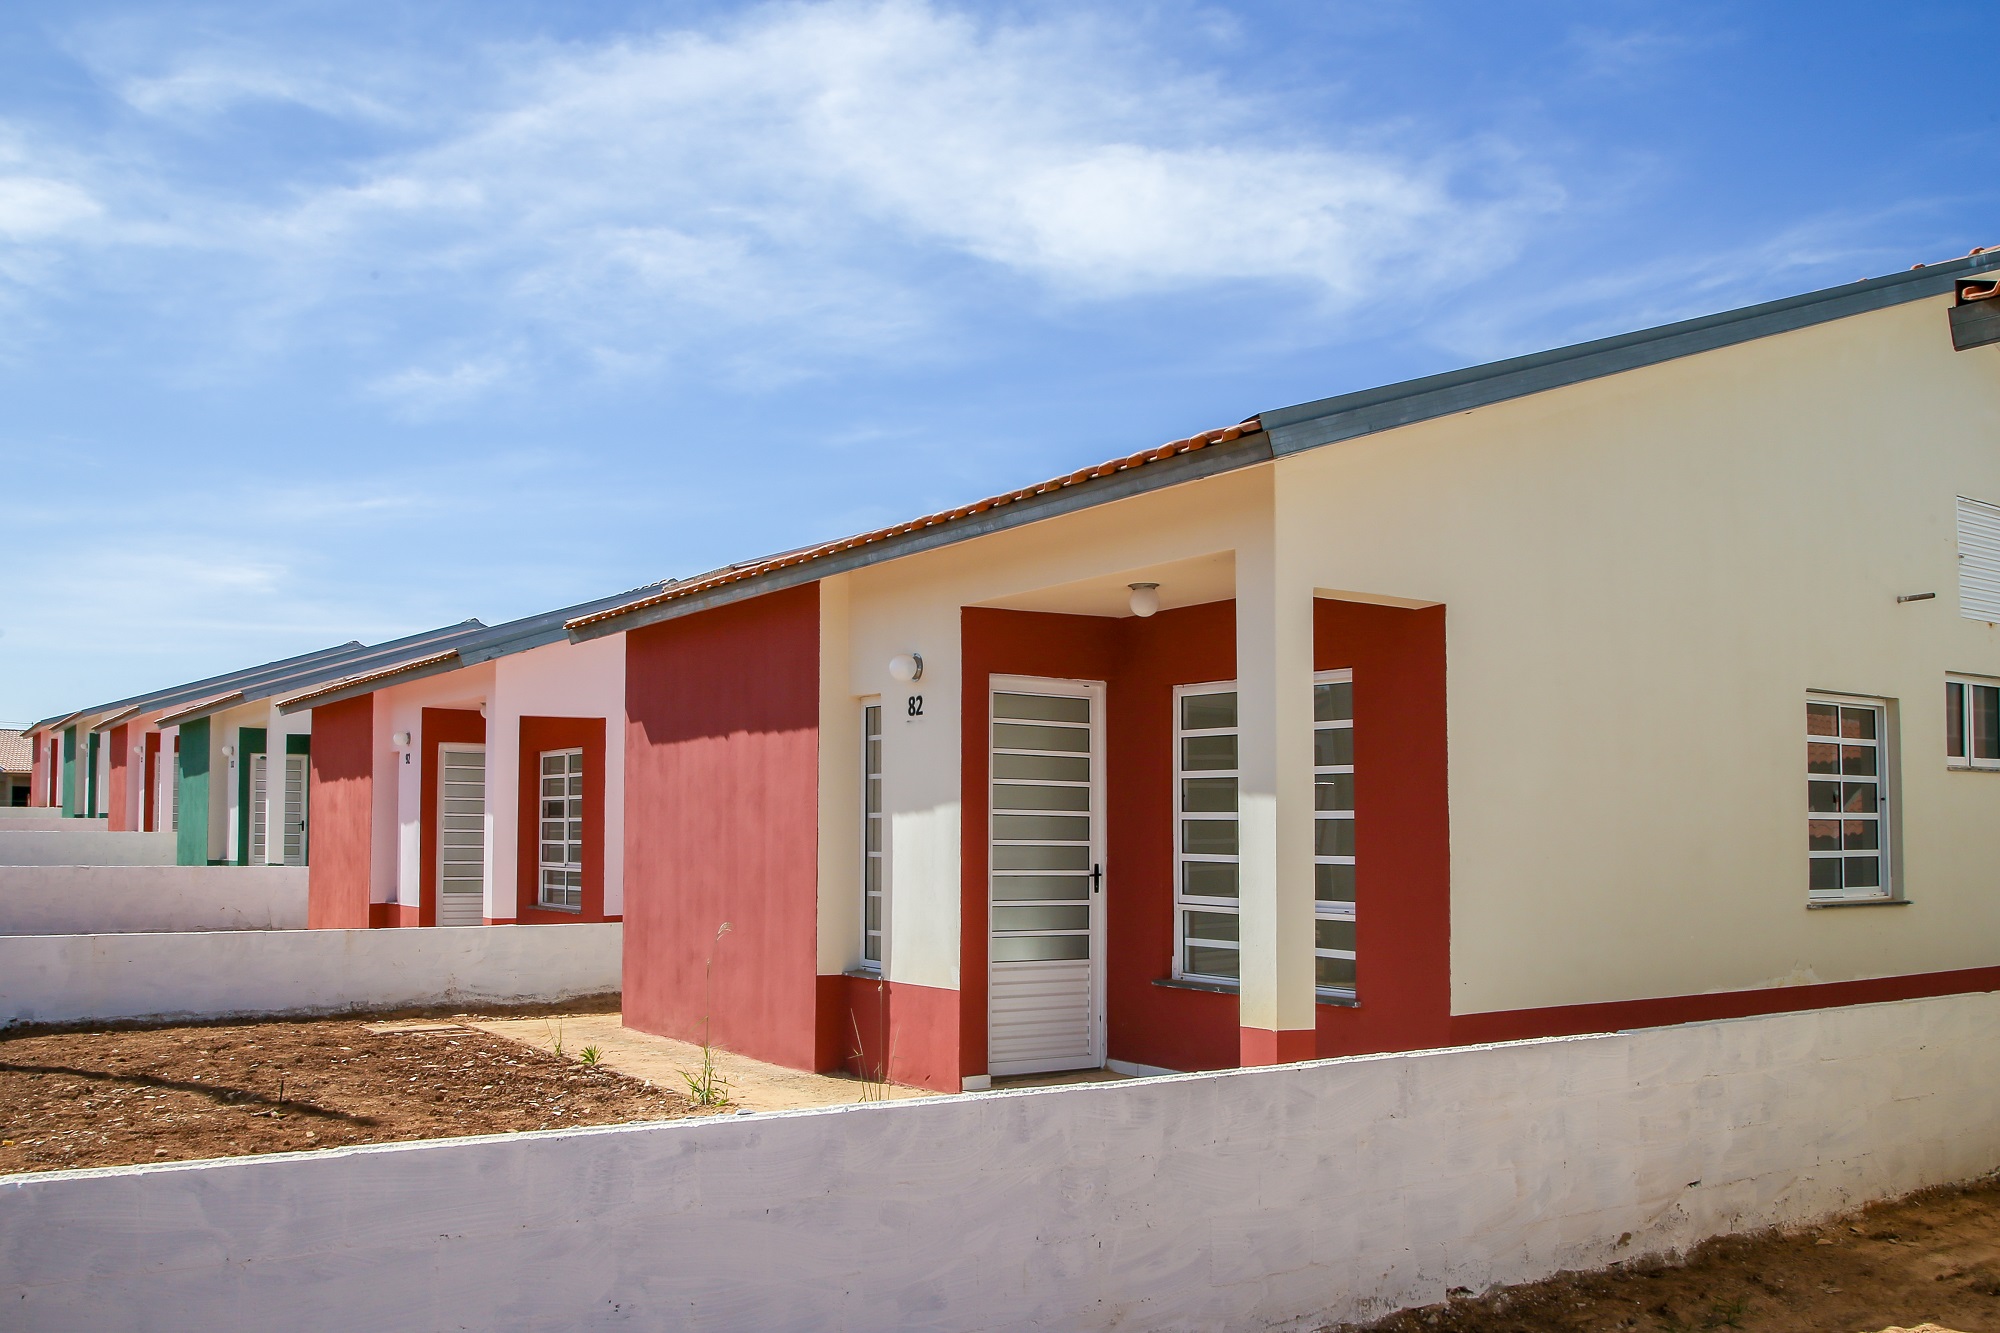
<box><xmin>154</xmin><ymin>692</ymin><xmax>246</xmax><ymax>728</ymax></box>
<box><xmin>1261</xmin><ymin>251</ymin><xmax>2000</xmax><ymax>455</ymax></box>
<box><xmin>276</xmin><ymin>650</ymin><xmax>463</xmax><ymax>714</ymax></box>
<box><xmin>568</xmin><ymin>424</ymin><xmax>1272</xmax><ymax>641</ymax></box>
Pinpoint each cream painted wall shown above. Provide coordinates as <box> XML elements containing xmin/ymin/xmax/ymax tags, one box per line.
<box><xmin>1270</xmin><ymin>293</ymin><xmax>2000</xmax><ymax>1014</ymax></box>
<box><xmin>817</xmin><ymin>292</ymin><xmax>2000</xmax><ymax>1024</ymax></box>
<box><xmin>488</xmin><ymin>636</ymin><xmax>626</xmax><ymax>919</ymax></box>
<box><xmin>816</xmin><ymin>574</ymin><xmax>863</xmax><ymax>975</ymax></box>
<box><xmin>836</xmin><ymin>468</ymin><xmax>1273</xmax><ymax>995</ymax></box>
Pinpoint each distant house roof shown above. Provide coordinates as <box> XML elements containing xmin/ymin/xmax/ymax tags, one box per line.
<box><xmin>276</xmin><ymin>583</ymin><xmax>666</xmax><ymax>714</ymax></box>
<box><xmin>160</xmin><ymin>620</ymin><xmax>493</xmax><ymax>727</ymax></box>
<box><xmin>567</xmin><ymin>247</ymin><xmax>2000</xmax><ymax>642</ymax></box>
<box><xmin>0</xmin><ymin>729</ymin><xmax>31</xmax><ymax>776</ymax></box>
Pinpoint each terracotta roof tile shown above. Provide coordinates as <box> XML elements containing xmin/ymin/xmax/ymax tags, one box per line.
<box><xmin>567</xmin><ymin>417</ymin><xmax>1262</xmax><ymax>632</ymax></box>
<box><xmin>275</xmin><ymin>650</ymin><xmax>461</xmax><ymax>711</ymax></box>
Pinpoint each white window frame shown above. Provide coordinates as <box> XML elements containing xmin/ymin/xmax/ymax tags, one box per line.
<box><xmin>537</xmin><ymin>748</ymin><xmax>584</xmax><ymax>911</ymax></box>
<box><xmin>1313</xmin><ymin>669</ymin><xmax>1356</xmax><ymax>1000</ymax></box>
<box><xmin>1946</xmin><ymin>674</ymin><xmax>2000</xmax><ymax>771</ymax></box>
<box><xmin>1806</xmin><ymin>693</ymin><xmax>1894</xmax><ymax>904</ymax></box>
<box><xmin>861</xmin><ymin>699</ymin><xmax>885</xmax><ymax>971</ymax></box>
<box><xmin>1172</xmin><ymin>682</ymin><xmax>1241</xmax><ymax>986</ymax></box>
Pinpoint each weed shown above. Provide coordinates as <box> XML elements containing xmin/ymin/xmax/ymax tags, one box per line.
<box><xmin>680</xmin><ymin>922</ymin><xmax>733</xmax><ymax>1108</ymax></box>
<box><xmin>1701</xmin><ymin>1297</ymin><xmax>1749</xmax><ymax>1329</ymax></box>
<box><xmin>579</xmin><ymin>1046</ymin><xmax>601</xmax><ymax>1067</ymax></box>
<box><xmin>849</xmin><ymin>975</ymin><xmax>895</xmax><ymax>1103</ymax></box>
<box><xmin>544</xmin><ymin>1019</ymin><xmax>565</xmax><ymax>1059</ymax></box>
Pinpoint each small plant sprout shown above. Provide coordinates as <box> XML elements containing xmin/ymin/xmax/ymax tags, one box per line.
<box><xmin>680</xmin><ymin>922</ymin><xmax>733</xmax><ymax>1108</ymax></box>
<box><xmin>578</xmin><ymin>1046</ymin><xmax>601</xmax><ymax>1066</ymax></box>
<box><xmin>849</xmin><ymin>975</ymin><xmax>894</xmax><ymax>1103</ymax></box>
<box><xmin>544</xmin><ymin>1019</ymin><xmax>565</xmax><ymax>1059</ymax></box>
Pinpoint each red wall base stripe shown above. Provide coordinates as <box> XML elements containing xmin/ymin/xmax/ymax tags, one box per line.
<box><xmin>1450</xmin><ymin>966</ymin><xmax>2000</xmax><ymax>1047</ymax></box>
<box><xmin>1239</xmin><ymin>1027</ymin><xmax>1317</xmax><ymax>1067</ymax></box>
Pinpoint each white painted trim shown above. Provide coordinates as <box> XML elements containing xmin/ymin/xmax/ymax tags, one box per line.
<box><xmin>1105</xmin><ymin>1058</ymin><xmax>1180</xmax><ymax>1078</ymax></box>
<box><xmin>1805</xmin><ymin>693</ymin><xmax>1895</xmax><ymax>905</ymax></box>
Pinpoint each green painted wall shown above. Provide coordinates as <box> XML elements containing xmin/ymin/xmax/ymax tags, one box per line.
<box><xmin>176</xmin><ymin>718</ymin><xmax>211</xmax><ymax>867</ymax></box>
<box><xmin>236</xmin><ymin>728</ymin><xmax>267</xmax><ymax>866</ymax></box>
<box><xmin>61</xmin><ymin>727</ymin><xmax>77</xmax><ymax>817</ymax></box>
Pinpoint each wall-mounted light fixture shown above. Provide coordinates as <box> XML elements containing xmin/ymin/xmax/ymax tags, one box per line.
<box><xmin>221</xmin><ymin>744</ymin><xmax>236</xmax><ymax>759</ymax></box>
<box><xmin>889</xmin><ymin>653</ymin><xmax>924</xmax><ymax>683</ymax></box>
<box><xmin>392</xmin><ymin>732</ymin><xmax>411</xmax><ymax>747</ymax></box>
<box><xmin>1128</xmin><ymin>583</ymin><xmax>1161</xmax><ymax>618</ymax></box>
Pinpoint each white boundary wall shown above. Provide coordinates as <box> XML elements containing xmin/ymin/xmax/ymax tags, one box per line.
<box><xmin>4</xmin><ymin>990</ymin><xmax>1998</xmax><ymax>1331</ymax></box>
<box><xmin>0</xmin><ymin>923</ymin><xmax>620</xmax><ymax>1027</ymax></box>
<box><xmin>0</xmin><ymin>814</ymin><xmax>78</xmax><ymax>832</ymax></box>
<box><xmin>0</xmin><ymin>866</ymin><xmax>308</xmax><ymax>935</ymax></box>
<box><xmin>0</xmin><ymin>829</ymin><xmax>177</xmax><ymax>866</ymax></box>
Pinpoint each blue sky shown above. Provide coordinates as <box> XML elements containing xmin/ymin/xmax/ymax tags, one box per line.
<box><xmin>4</xmin><ymin>0</ymin><xmax>1997</xmax><ymax>724</ymax></box>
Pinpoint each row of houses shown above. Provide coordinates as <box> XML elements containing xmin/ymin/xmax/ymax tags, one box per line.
<box><xmin>23</xmin><ymin>253</ymin><xmax>2000</xmax><ymax>1093</ymax></box>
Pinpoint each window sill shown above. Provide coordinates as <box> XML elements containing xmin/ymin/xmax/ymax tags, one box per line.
<box><xmin>1945</xmin><ymin>763</ymin><xmax>2000</xmax><ymax>773</ymax></box>
<box><xmin>535</xmin><ymin>903</ymin><xmax>582</xmax><ymax>914</ymax></box>
<box><xmin>1150</xmin><ymin>976</ymin><xmax>1362</xmax><ymax>1009</ymax></box>
<box><xmin>1153</xmin><ymin>976</ymin><xmax>1237</xmax><ymax>996</ymax></box>
<box><xmin>843</xmin><ymin>967</ymin><xmax>884</xmax><ymax>981</ymax></box>
<box><xmin>1806</xmin><ymin>896</ymin><xmax>1910</xmax><ymax>910</ymax></box>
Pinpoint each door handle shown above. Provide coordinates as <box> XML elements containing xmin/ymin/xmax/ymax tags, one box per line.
<box><xmin>1090</xmin><ymin>863</ymin><xmax>1103</xmax><ymax>895</ymax></box>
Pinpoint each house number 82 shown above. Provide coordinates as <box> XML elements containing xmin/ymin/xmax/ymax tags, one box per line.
<box><xmin>907</xmin><ymin>695</ymin><xmax>924</xmax><ymax>718</ymax></box>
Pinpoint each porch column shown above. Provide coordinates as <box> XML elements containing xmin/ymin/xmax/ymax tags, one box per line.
<box><xmin>1234</xmin><ymin>517</ymin><xmax>1319</xmax><ymax>1065</ymax></box>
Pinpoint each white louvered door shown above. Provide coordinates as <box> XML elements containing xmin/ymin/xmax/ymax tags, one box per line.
<box><xmin>437</xmin><ymin>745</ymin><xmax>486</xmax><ymax>926</ymax></box>
<box><xmin>281</xmin><ymin>755</ymin><xmax>308</xmax><ymax>867</ymax></box>
<box><xmin>988</xmin><ymin>677</ymin><xmax>1105</xmax><ymax>1077</ymax></box>
<box><xmin>249</xmin><ymin>754</ymin><xmax>269</xmax><ymax>865</ymax></box>
<box><xmin>1959</xmin><ymin>495</ymin><xmax>2000</xmax><ymax>622</ymax></box>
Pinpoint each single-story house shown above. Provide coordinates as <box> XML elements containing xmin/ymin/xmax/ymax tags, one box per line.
<box><xmin>570</xmin><ymin>251</ymin><xmax>2000</xmax><ymax>1093</ymax></box>
<box><xmin>287</xmin><ymin>587</ymin><xmax>653</xmax><ymax>929</ymax></box>
<box><xmin>0</xmin><ymin>729</ymin><xmax>31</xmax><ymax>806</ymax></box>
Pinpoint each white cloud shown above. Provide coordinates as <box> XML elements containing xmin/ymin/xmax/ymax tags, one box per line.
<box><xmin>0</xmin><ymin>174</ymin><xmax>100</xmax><ymax>241</ymax></box>
<box><xmin>12</xmin><ymin>1</ymin><xmax>1564</xmax><ymax>396</ymax></box>
<box><xmin>367</xmin><ymin>354</ymin><xmax>516</xmax><ymax>415</ymax></box>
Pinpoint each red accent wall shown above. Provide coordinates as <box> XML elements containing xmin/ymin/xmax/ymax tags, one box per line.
<box><xmin>1103</xmin><ymin>601</ymin><xmax>1243</xmax><ymax>1073</ymax></box>
<box><xmin>817</xmin><ymin>974</ymin><xmax>962</xmax><ymax>1093</ymax></box>
<box><xmin>961</xmin><ymin>608</ymin><xmax>1122</xmax><ymax>1079</ymax></box>
<box><xmin>308</xmin><ymin>695</ymin><xmax>375</xmax><ymax>930</ymax></box>
<box><xmin>622</xmin><ymin>583</ymin><xmax>824</xmax><ymax>1072</ymax></box>
<box><xmin>959</xmin><ymin>598</ymin><xmax>1454</xmax><ymax>1077</ymax></box>
<box><xmin>516</xmin><ymin>716</ymin><xmax>610</xmax><ymax>924</ymax></box>
<box><xmin>106</xmin><ymin>725</ymin><xmax>131</xmax><ymax>830</ymax></box>
<box><xmin>419</xmin><ymin>708</ymin><xmax>487</xmax><ymax>928</ymax></box>
<box><xmin>1312</xmin><ymin>600</ymin><xmax>1454</xmax><ymax>1058</ymax></box>
<box><xmin>142</xmin><ymin>732</ymin><xmax>161</xmax><ymax>832</ymax></box>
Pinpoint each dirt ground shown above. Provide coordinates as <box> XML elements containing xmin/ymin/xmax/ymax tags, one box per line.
<box><xmin>0</xmin><ymin>1014</ymin><xmax>697</xmax><ymax>1174</ymax></box>
<box><xmin>1329</xmin><ymin>1175</ymin><xmax>2000</xmax><ymax>1333</ymax></box>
